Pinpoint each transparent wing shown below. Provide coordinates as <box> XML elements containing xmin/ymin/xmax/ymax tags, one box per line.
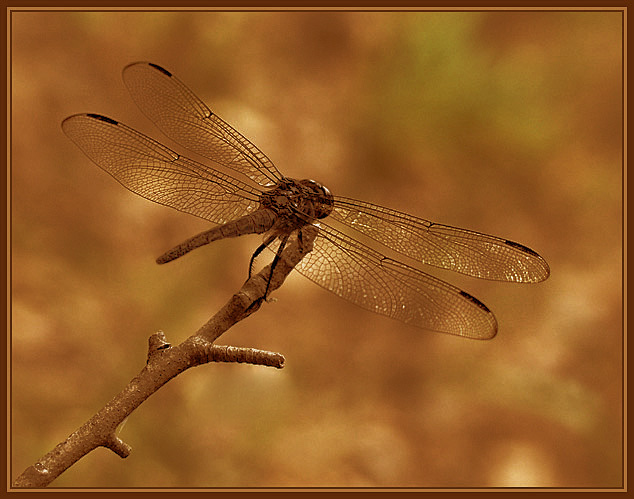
<box><xmin>331</xmin><ymin>197</ymin><xmax>550</xmax><ymax>283</ymax></box>
<box><xmin>61</xmin><ymin>113</ymin><xmax>262</xmax><ymax>225</ymax></box>
<box><xmin>293</xmin><ymin>223</ymin><xmax>498</xmax><ymax>339</ymax></box>
<box><xmin>122</xmin><ymin>61</ymin><xmax>284</xmax><ymax>188</ymax></box>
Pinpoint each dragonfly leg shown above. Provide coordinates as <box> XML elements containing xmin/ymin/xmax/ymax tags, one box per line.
<box><xmin>248</xmin><ymin>234</ymin><xmax>277</xmax><ymax>278</ymax></box>
<box><xmin>244</xmin><ymin>234</ymin><xmax>289</xmax><ymax>314</ymax></box>
<box><xmin>296</xmin><ymin>227</ymin><xmax>306</xmax><ymax>252</ymax></box>
<box><xmin>263</xmin><ymin>234</ymin><xmax>290</xmax><ymax>300</ymax></box>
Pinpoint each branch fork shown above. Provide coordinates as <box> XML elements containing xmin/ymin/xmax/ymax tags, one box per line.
<box><xmin>13</xmin><ymin>226</ymin><xmax>317</xmax><ymax>488</ymax></box>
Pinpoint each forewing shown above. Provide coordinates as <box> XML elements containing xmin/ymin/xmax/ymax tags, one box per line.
<box><xmin>122</xmin><ymin>62</ymin><xmax>283</xmax><ymax>187</ymax></box>
<box><xmin>331</xmin><ymin>197</ymin><xmax>550</xmax><ymax>283</ymax></box>
<box><xmin>294</xmin><ymin>223</ymin><xmax>498</xmax><ymax>339</ymax></box>
<box><xmin>61</xmin><ymin>113</ymin><xmax>262</xmax><ymax>225</ymax></box>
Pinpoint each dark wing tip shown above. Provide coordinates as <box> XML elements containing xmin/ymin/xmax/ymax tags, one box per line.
<box><xmin>504</xmin><ymin>239</ymin><xmax>540</xmax><ymax>258</ymax></box>
<box><xmin>122</xmin><ymin>61</ymin><xmax>172</xmax><ymax>78</ymax></box>
<box><xmin>147</xmin><ymin>62</ymin><xmax>172</xmax><ymax>77</ymax></box>
<box><xmin>85</xmin><ymin>113</ymin><xmax>118</xmax><ymax>125</ymax></box>
<box><xmin>458</xmin><ymin>290</ymin><xmax>491</xmax><ymax>313</ymax></box>
<box><xmin>457</xmin><ymin>290</ymin><xmax>498</xmax><ymax>340</ymax></box>
<box><xmin>504</xmin><ymin>239</ymin><xmax>551</xmax><ymax>282</ymax></box>
<box><xmin>61</xmin><ymin>113</ymin><xmax>118</xmax><ymax>131</ymax></box>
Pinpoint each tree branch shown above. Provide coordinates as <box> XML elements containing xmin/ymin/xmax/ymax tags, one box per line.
<box><xmin>12</xmin><ymin>226</ymin><xmax>317</xmax><ymax>488</ymax></box>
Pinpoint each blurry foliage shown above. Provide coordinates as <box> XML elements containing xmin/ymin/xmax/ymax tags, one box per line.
<box><xmin>11</xmin><ymin>10</ymin><xmax>622</xmax><ymax>487</ymax></box>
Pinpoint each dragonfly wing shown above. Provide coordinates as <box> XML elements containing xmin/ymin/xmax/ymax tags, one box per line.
<box><xmin>61</xmin><ymin>113</ymin><xmax>262</xmax><ymax>225</ymax></box>
<box><xmin>122</xmin><ymin>62</ymin><xmax>284</xmax><ymax>188</ymax></box>
<box><xmin>293</xmin><ymin>223</ymin><xmax>498</xmax><ymax>339</ymax></box>
<box><xmin>331</xmin><ymin>197</ymin><xmax>550</xmax><ymax>283</ymax></box>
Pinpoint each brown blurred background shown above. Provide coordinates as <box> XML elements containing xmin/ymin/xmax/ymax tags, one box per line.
<box><xmin>11</xmin><ymin>10</ymin><xmax>622</xmax><ymax>487</ymax></box>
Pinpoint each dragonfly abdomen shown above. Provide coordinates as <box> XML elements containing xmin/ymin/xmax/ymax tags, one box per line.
<box><xmin>156</xmin><ymin>209</ymin><xmax>277</xmax><ymax>264</ymax></box>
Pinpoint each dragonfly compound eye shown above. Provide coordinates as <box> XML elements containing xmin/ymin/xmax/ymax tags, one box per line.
<box><xmin>299</xmin><ymin>179</ymin><xmax>334</xmax><ymax>219</ymax></box>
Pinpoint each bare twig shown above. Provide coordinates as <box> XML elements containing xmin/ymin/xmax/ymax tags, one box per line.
<box><xmin>12</xmin><ymin>226</ymin><xmax>317</xmax><ymax>488</ymax></box>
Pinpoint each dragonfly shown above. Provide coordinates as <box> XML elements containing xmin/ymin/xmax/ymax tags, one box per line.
<box><xmin>62</xmin><ymin>62</ymin><xmax>550</xmax><ymax>340</ymax></box>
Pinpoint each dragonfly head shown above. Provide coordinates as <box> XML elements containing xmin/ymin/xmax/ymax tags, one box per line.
<box><xmin>298</xmin><ymin>179</ymin><xmax>334</xmax><ymax>219</ymax></box>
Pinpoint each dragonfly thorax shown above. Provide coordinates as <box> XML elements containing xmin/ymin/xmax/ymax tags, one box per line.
<box><xmin>260</xmin><ymin>178</ymin><xmax>334</xmax><ymax>223</ymax></box>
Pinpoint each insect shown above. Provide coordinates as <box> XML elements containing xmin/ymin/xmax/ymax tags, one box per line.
<box><xmin>62</xmin><ymin>62</ymin><xmax>550</xmax><ymax>340</ymax></box>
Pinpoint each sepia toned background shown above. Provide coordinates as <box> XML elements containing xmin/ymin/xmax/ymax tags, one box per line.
<box><xmin>11</xmin><ymin>10</ymin><xmax>623</xmax><ymax>487</ymax></box>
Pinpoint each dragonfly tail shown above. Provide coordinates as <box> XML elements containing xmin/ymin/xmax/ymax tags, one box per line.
<box><xmin>156</xmin><ymin>210</ymin><xmax>278</xmax><ymax>264</ymax></box>
<box><xmin>156</xmin><ymin>228</ymin><xmax>223</xmax><ymax>264</ymax></box>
